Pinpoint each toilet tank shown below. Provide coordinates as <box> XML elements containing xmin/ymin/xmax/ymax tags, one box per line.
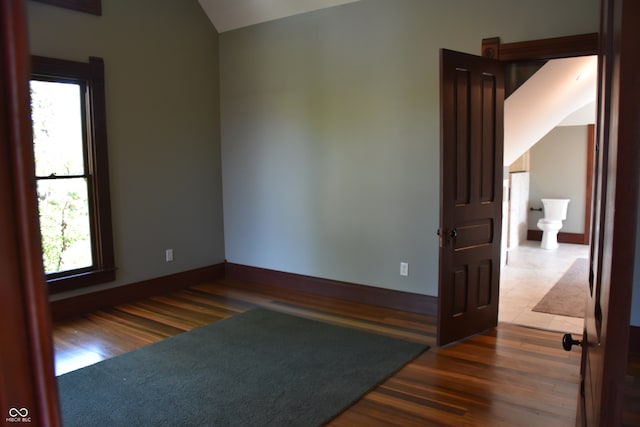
<box><xmin>541</xmin><ymin>198</ymin><xmax>570</xmax><ymax>220</ymax></box>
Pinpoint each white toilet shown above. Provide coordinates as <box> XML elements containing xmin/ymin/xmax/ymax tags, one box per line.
<box><xmin>536</xmin><ymin>198</ymin><xmax>570</xmax><ymax>250</ymax></box>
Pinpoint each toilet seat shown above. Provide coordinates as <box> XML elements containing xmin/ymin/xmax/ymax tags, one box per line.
<box><xmin>537</xmin><ymin>218</ymin><xmax>562</xmax><ymax>229</ymax></box>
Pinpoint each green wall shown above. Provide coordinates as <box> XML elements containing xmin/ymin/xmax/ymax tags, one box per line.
<box><xmin>28</xmin><ymin>0</ymin><xmax>225</xmax><ymax>296</ymax></box>
<box><xmin>27</xmin><ymin>0</ymin><xmax>601</xmax><ymax>300</ymax></box>
<box><xmin>219</xmin><ymin>0</ymin><xmax>599</xmax><ymax>296</ymax></box>
<box><xmin>529</xmin><ymin>125</ymin><xmax>589</xmax><ymax>234</ymax></box>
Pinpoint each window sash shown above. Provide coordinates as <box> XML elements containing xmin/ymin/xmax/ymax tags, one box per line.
<box><xmin>31</xmin><ymin>78</ymin><xmax>89</xmax><ymax>178</ymax></box>
<box><xmin>35</xmin><ymin>175</ymin><xmax>94</xmax><ymax>274</ymax></box>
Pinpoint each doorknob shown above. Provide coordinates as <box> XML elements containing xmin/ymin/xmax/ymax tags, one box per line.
<box><xmin>562</xmin><ymin>333</ymin><xmax>582</xmax><ymax>351</ymax></box>
<box><xmin>436</xmin><ymin>228</ymin><xmax>457</xmax><ymax>246</ymax></box>
<box><xmin>436</xmin><ymin>228</ymin><xmax>457</xmax><ymax>238</ymax></box>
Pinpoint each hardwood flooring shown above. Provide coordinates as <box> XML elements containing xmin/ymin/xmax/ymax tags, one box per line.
<box><xmin>52</xmin><ymin>279</ymin><xmax>636</xmax><ymax>426</ymax></box>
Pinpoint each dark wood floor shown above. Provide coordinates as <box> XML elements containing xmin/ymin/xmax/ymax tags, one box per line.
<box><xmin>52</xmin><ymin>279</ymin><xmax>638</xmax><ymax>426</ymax></box>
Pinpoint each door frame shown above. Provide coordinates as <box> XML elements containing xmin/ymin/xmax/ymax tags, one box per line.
<box><xmin>482</xmin><ymin>34</ymin><xmax>598</xmax><ymax>247</ymax></box>
<box><xmin>481</xmin><ymin>33</ymin><xmax>598</xmax><ymax>62</ymax></box>
<box><xmin>480</xmin><ymin>26</ymin><xmax>636</xmax><ymax>425</ymax></box>
<box><xmin>437</xmin><ymin>34</ymin><xmax>599</xmax><ymax>346</ymax></box>
<box><xmin>580</xmin><ymin>0</ymin><xmax>639</xmax><ymax>423</ymax></box>
<box><xmin>0</xmin><ymin>1</ymin><xmax>61</xmax><ymax>424</ymax></box>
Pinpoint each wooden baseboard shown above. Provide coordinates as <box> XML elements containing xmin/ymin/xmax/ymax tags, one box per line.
<box><xmin>50</xmin><ymin>263</ymin><xmax>225</xmax><ymax>321</ymax></box>
<box><xmin>225</xmin><ymin>263</ymin><xmax>437</xmax><ymax>316</ymax></box>
<box><xmin>630</xmin><ymin>325</ymin><xmax>640</xmax><ymax>354</ymax></box>
<box><xmin>50</xmin><ymin>261</ymin><xmax>437</xmax><ymax>320</ymax></box>
<box><xmin>527</xmin><ymin>229</ymin><xmax>589</xmax><ymax>245</ymax></box>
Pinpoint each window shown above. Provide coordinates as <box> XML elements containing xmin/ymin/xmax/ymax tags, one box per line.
<box><xmin>31</xmin><ymin>56</ymin><xmax>115</xmax><ymax>293</ymax></box>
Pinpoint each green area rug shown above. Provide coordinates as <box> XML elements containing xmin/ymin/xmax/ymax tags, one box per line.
<box><xmin>57</xmin><ymin>308</ymin><xmax>428</xmax><ymax>426</ymax></box>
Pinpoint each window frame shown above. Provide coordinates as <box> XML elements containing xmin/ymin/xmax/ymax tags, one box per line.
<box><xmin>31</xmin><ymin>55</ymin><xmax>115</xmax><ymax>293</ymax></box>
<box><xmin>31</xmin><ymin>0</ymin><xmax>101</xmax><ymax>16</ymax></box>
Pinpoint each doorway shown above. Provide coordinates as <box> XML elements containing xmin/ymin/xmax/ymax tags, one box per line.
<box><xmin>436</xmin><ymin>38</ymin><xmax>598</xmax><ymax>346</ymax></box>
<box><xmin>498</xmin><ymin>55</ymin><xmax>596</xmax><ymax>334</ymax></box>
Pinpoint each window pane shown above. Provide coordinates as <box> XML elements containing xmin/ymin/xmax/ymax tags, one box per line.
<box><xmin>37</xmin><ymin>178</ymin><xmax>93</xmax><ymax>274</ymax></box>
<box><xmin>30</xmin><ymin>80</ymin><xmax>85</xmax><ymax>177</ymax></box>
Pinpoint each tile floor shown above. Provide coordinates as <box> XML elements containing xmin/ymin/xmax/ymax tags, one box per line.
<box><xmin>499</xmin><ymin>240</ymin><xmax>589</xmax><ymax>335</ymax></box>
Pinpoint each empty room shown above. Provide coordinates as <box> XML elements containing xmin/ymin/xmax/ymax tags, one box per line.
<box><xmin>1</xmin><ymin>0</ymin><xmax>639</xmax><ymax>425</ymax></box>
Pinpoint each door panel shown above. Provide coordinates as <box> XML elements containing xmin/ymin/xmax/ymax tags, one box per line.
<box><xmin>580</xmin><ymin>0</ymin><xmax>639</xmax><ymax>425</ymax></box>
<box><xmin>438</xmin><ymin>49</ymin><xmax>504</xmax><ymax>346</ymax></box>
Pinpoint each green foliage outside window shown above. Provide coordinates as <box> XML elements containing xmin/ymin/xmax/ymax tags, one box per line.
<box><xmin>31</xmin><ymin>80</ymin><xmax>93</xmax><ymax>274</ymax></box>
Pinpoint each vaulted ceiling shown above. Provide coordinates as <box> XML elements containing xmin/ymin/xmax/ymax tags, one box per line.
<box><xmin>198</xmin><ymin>0</ymin><xmax>360</xmax><ymax>33</ymax></box>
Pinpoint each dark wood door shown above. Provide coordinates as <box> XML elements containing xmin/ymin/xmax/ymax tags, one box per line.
<box><xmin>0</xmin><ymin>0</ymin><xmax>61</xmax><ymax>424</ymax></box>
<box><xmin>438</xmin><ymin>49</ymin><xmax>504</xmax><ymax>346</ymax></box>
<box><xmin>578</xmin><ymin>0</ymin><xmax>639</xmax><ymax>425</ymax></box>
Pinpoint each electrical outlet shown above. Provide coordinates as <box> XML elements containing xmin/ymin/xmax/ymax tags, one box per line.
<box><xmin>165</xmin><ymin>249</ymin><xmax>174</xmax><ymax>262</ymax></box>
<box><xmin>400</xmin><ymin>262</ymin><xmax>409</xmax><ymax>276</ymax></box>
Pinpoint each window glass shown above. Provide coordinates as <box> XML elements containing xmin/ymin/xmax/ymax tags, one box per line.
<box><xmin>36</xmin><ymin>178</ymin><xmax>92</xmax><ymax>274</ymax></box>
<box><xmin>31</xmin><ymin>80</ymin><xmax>85</xmax><ymax>177</ymax></box>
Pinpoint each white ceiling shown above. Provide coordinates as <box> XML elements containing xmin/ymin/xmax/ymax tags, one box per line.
<box><xmin>198</xmin><ymin>0</ymin><xmax>360</xmax><ymax>33</ymax></box>
<box><xmin>558</xmin><ymin>100</ymin><xmax>596</xmax><ymax>126</ymax></box>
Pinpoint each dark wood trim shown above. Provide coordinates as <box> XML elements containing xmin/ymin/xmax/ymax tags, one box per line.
<box><xmin>0</xmin><ymin>0</ymin><xmax>61</xmax><ymax>424</ymax></box>
<box><xmin>50</xmin><ymin>264</ymin><xmax>225</xmax><ymax>320</ymax></box>
<box><xmin>46</xmin><ymin>268</ymin><xmax>116</xmax><ymax>292</ymax></box>
<box><xmin>87</xmin><ymin>56</ymin><xmax>116</xmax><ymax>281</ymax></box>
<box><xmin>584</xmin><ymin>124</ymin><xmax>595</xmax><ymax>245</ymax></box>
<box><xmin>527</xmin><ymin>230</ymin><xmax>588</xmax><ymax>245</ymax></box>
<box><xmin>31</xmin><ymin>55</ymin><xmax>91</xmax><ymax>78</ymax></box>
<box><xmin>225</xmin><ymin>263</ymin><xmax>437</xmax><ymax>316</ymax></box>
<box><xmin>31</xmin><ymin>0</ymin><xmax>101</xmax><ymax>16</ymax></box>
<box><xmin>630</xmin><ymin>326</ymin><xmax>640</xmax><ymax>354</ymax></box>
<box><xmin>52</xmin><ymin>261</ymin><xmax>437</xmax><ymax>320</ymax></box>
<box><xmin>583</xmin><ymin>0</ymin><xmax>639</xmax><ymax>422</ymax></box>
<box><xmin>482</xmin><ymin>33</ymin><xmax>599</xmax><ymax>62</ymax></box>
<box><xmin>481</xmin><ymin>37</ymin><xmax>500</xmax><ymax>59</ymax></box>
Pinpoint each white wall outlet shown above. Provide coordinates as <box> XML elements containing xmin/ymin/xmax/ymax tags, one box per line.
<box><xmin>400</xmin><ymin>262</ymin><xmax>409</xmax><ymax>276</ymax></box>
<box><xmin>165</xmin><ymin>249</ymin><xmax>174</xmax><ymax>262</ymax></box>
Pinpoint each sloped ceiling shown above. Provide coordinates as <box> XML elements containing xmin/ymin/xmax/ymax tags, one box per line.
<box><xmin>198</xmin><ymin>0</ymin><xmax>360</xmax><ymax>33</ymax></box>
<box><xmin>504</xmin><ymin>55</ymin><xmax>597</xmax><ymax>166</ymax></box>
